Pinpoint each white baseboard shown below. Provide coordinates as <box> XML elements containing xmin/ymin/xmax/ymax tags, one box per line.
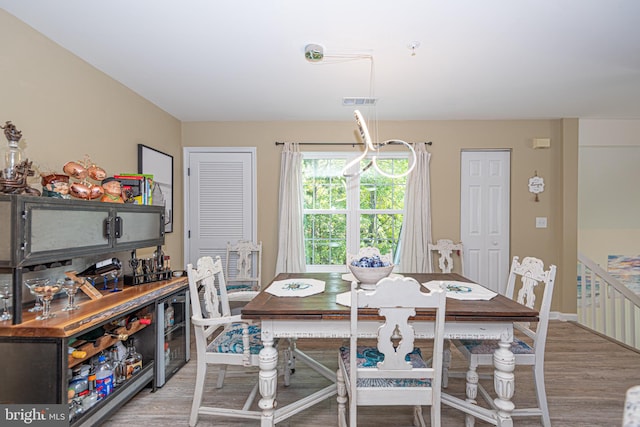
<box><xmin>550</xmin><ymin>311</ymin><xmax>577</xmax><ymax>321</ymax></box>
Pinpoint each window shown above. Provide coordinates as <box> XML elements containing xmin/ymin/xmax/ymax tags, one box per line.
<box><xmin>302</xmin><ymin>152</ymin><xmax>409</xmax><ymax>271</ymax></box>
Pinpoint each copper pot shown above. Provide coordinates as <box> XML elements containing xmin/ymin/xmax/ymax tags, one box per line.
<box><xmin>63</xmin><ymin>162</ymin><xmax>88</xmax><ymax>180</ymax></box>
<box><xmin>88</xmin><ymin>165</ymin><xmax>107</xmax><ymax>181</ymax></box>
<box><xmin>69</xmin><ymin>182</ymin><xmax>91</xmax><ymax>199</ymax></box>
<box><xmin>89</xmin><ymin>185</ymin><xmax>104</xmax><ymax>199</ymax></box>
<box><xmin>70</xmin><ymin>182</ymin><xmax>104</xmax><ymax>200</ymax></box>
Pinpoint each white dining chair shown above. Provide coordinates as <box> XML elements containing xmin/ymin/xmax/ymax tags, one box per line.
<box><xmin>224</xmin><ymin>240</ymin><xmax>262</xmax><ymax>302</ymax></box>
<box><xmin>427</xmin><ymin>238</ymin><xmax>464</xmax><ymax>387</ymax></box>
<box><xmin>449</xmin><ymin>256</ymin><xmax>557</xmax><ymax>427</ymax></box>
<box><xmin>187</xmin><ymin>255</ymin><xmax>290</xmax><ymax>426</ymax></box>
<box><xmin>336</xmin><ymin>277</ymin><xmax>447</xmax><ymax>427</ymax></box>
<box><xmin>624</xmin><ymin>385</ymin><xmax>640</xmax><ymax>427</ymax></box>
<box><xmin>428</xmin><ymin>239</ymin><xmax>464</xmax><ymax>274</ymax></box>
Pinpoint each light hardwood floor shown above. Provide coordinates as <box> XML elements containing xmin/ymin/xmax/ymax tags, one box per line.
<box><xmin>102</xmin><ymin>321</ymin><xmax>640</xmax><ymax>426</ymax></box>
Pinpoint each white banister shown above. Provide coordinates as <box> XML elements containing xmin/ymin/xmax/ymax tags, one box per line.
<box><xmin>577</xmin><ymin>252</ymin><xmax>640</xmax><ymax>350</ymax></box>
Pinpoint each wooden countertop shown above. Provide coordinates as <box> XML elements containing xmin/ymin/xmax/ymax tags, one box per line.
<box><xmin>0</xmin><ymin>277</ymin><xmax>188</xmax><ymax>338</ymax></box>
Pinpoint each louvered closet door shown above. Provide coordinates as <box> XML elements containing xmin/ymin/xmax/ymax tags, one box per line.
<box><xmin>186</xmin><ymin>148</ymin><xmax>256</xmax><ymax>266</ymax></box>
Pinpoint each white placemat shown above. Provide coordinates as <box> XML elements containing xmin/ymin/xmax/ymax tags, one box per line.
<box><xmin>336</xmin><ymin>291</ymin><xmax>351</xmax><ymax>307</ymax></box>
<box><xmin>421</xmin><ymin>280</ymin><xmax>497</xmax><ymax>300</ymax></box>
<box><xmin>341</xmin><ymin>272</ymin><xmax>404</xmax><ymax>283</ymax></box>
<box><xmin>265</xmin><ymin>278</ymin><xmax>325</xmax><ymax>297</ymax></box>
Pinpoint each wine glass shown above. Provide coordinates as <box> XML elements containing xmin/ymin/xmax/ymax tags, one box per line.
<box><xmin>0</xmin><ymin>283</ymin><xmax>12</xmax><ymax>321</ymax></box>
<box><xmin>109</xmin><ymin>270</ymin><xmax>122</xmax><ymax>293</ymax></box>
<box><xmin>61</xmin><ymin>278</ymin><xmax>81</xmax><ymax>311</ymax></box>
<box><xmin>25</xmin><ymin>278</ymin><xmax>62</xmax><ymax>320</ymax></box>
<box><xmin>24</xmin><ymin>278</ymin><xmax>47</xmax><ymax>312</ymax></box>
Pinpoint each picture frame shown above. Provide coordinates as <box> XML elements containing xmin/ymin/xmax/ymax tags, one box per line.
<box><xmin>138</xmin><ymin>144</ymin><xmax>173</xmax><ymax>233</ymax></box>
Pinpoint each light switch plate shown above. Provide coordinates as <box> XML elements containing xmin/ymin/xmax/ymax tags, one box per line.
<box><xmin>536</xmin><ymin>217</ymin><xmax>548</xmax><ymax>228</ymax></box>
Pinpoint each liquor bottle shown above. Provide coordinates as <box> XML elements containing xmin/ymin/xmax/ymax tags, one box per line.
<box><xmin>124</xmin><ymin>342</ymin><xmax>143</xmax><ymax>379</ymax></box>
<box><xmin>78</xmin><ymin>257</ymin><xmax>122</xmax><ymax>277</ymax></box>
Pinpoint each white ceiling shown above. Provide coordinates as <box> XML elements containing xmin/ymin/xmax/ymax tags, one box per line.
<box><xmin>2</xmin><ymin>1</ymin><xmax>640</xmax><ymax>122</ymax></box>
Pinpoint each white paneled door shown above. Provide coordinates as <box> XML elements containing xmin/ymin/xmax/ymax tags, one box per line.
<box><xmin>460</xmin><ymin>150</ymin><xmax>510</xmax><ymax>294</ymax></box>
<box><xmin>184</xmin><ymin>148</ymin><xmax>256</xmax><ymax>267</ymax></box>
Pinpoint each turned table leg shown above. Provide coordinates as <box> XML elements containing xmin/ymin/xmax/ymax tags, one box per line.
<box><xmin>258</xmin><ymin>327</ymin><xmax>278</xmax><ymax>427</ymax></box>
<box><xmin>493</xmin><ymin>338</ymin><xmax>516</xmax><ymax>427</ymax></box>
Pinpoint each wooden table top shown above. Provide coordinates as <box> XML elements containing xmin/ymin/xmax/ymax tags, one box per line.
<box><xmin>0</xmin><ymin>278</ymin><xmax>188</xmax><ymax>338</ymax></box>
<box><xmin>241</xmin><ymin>272</ymin><xmax>538</xmax><ymax>323</ymax></box>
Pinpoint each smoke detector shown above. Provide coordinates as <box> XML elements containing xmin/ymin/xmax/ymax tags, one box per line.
<box><xmin>304</xmin><ymin>44</ymin><xmax>324</xmax><ymax>62</ymax></box>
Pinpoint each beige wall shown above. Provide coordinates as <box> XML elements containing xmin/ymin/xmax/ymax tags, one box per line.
<box><xmin>2</xmin><ymin>9</ymin><xmax>578</xmax><ymax>314</ymax></box>
<box><xmin>578</xmin><ymin>119</ymin><xmax>640</xmax><ymax>270</ymax></box>
<box><xmin>183</xmin><ymin>118</ymin><xmax>578</xmax><ymax>313</ymax></box>
<box><xmin>0</xmin><ymin>9</ymin><xmax>183</xmax><ymax>265</ymax></box>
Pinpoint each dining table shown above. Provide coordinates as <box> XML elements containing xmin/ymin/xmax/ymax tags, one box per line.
<box><xmin>241</xmin><ymin>272</ymin><xmax>538</xmax><ymax>427</ymax></box>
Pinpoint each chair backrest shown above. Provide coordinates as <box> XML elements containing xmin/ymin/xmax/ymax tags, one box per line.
<box><xmin>504</xmin><ymin>256</ymin><xmax>557</xmax><ymax>354</ymax></box>
<box><xmin>225</xmin><ymin>240</ymin><xmax>262</xmax><ymax>290</ymax></box>
<box><xmin>349</xmin><ymin>276</ymin><xmax>447</xmax><ymax>393</ymax></box>
<box><xmin>187</xmin><ymin>255</ymin><xmax>231</xmax><ymax>322</ymax></box>
<box><xmin>428</xmin><ymin>239</ymin><xmax>464</xmax><ymax>274</ymax></box>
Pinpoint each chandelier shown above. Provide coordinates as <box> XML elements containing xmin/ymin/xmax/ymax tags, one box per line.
<box><xmin>342</xmin><ymin>110</ymin><xmax>417</xmax><ymax>179</ymax></box>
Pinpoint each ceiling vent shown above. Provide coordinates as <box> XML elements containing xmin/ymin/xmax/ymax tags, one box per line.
<box><xmin>342</xmin><ymin>97</ymin><xmax>378</xmax><ymax>106</ymax></box>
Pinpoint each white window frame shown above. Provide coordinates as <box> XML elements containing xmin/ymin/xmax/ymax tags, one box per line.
<box><xmin>302</xmin><ymin>151</ymin><xmax>408</xmax><ymax>272</ymax></box>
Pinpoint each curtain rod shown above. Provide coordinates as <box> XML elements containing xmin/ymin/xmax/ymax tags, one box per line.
<box><xmin>275</xmin><ymin>141</ymin><xmax>432</xmax><ymax>146</ymax></box>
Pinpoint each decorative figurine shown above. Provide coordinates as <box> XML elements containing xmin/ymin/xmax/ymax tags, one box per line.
<box><xmin>0</xmin><ymin>121</ymin><xmax>40</xmax><ymax>195</ymax></box>
<box><xmin>2</xmin><ymin>120</ymin><xmax>22</xmax><ymax>143</ymax></box>
<box><xmin>101</xmin><ymin>177</ymin><xmax>124</xmax><ymax>203</ymax></box>
<box><xmin>122</xmin><ymin>186</ymin><xmax>135</xmax><ymax>203</ymax></box>
<box><xmin>41</xmin><ymin>173</ymin><xmax>70</xmax><ymax>198</ymax></box>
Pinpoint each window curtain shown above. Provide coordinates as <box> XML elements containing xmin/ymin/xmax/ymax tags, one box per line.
<box><xmin>398</xmin><ymin>142</ymin><xmax>432</xmax><ymax>272</ymax></box>
<box><xmin>275</xmin><ymin>143</ymin><xmax>307</xmax><ymax>274</ymax></box>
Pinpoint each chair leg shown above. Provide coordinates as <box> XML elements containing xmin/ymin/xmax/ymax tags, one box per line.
<box><xmin>336</xmin><ymin>367</ymin><xmax>347</xmax><ymax>427</ymax></box>
<box><xmin>442</xmin><ymin>339</ymin><xmax>451</xmax><ymax>388</ymax></box>
<box><xmin>189</xmin><ymin>359</ymin><xmax>207</xmax><ymax>427</ymax></box>
<box><xmin>289</xmin><ymin>337</ymin><xmax>297</xmax><ymax>374</ymax></box>
<box><xmin>283</xmin><ymin>346</ymin><xmax>292</xmax><ymax>386</ymax></box>
<box><xmin>413</xmin><ymin>405</ymin><xmax>426</xmax><ymax>427</ymax></box>
<box><xmin>464</xmin><ymin>359</ymin><xmax>479</xmax><ymax>427</ymax></box>
<box><xmin>216</xmin><ymin>365</ymin><xmax>227</xmax><ymax>388</ymax></box>
<box><xmin>534</xmin><ymin>362</ymin><xmax>551</xmax><ymax>427</ymax></box>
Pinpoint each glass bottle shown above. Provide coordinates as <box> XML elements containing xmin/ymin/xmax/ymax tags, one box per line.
<box><xmin>81</xmin><ymin>374</ymin><xmax>99</xmax><ymax>411</ymax></box>
<box><xmin>1</xmin><ymin>120</ymin><xmax>23</xmax><ymax>180</ymax></box>
<box><xmin>124</xmin><ymin>342</ymin><xmax>143</xmax><ymax>379</ymax></box>
<box><xmin>3</xmin><ymin>139</ymin><xmax>22</xmax><ymax>179</ymax></box>
<box><xmin>110</xmin><ymin>347</ymin><xmax>126</xmax><ymax>387</ymax></box>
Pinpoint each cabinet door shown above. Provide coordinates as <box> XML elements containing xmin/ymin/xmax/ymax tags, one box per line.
<box><xmin>0</xmin><ymin>198</ymin><xmax>14</xmax><ymax>266</ymax></box>
<box><xmin>114</xmin><ymin>205</ymin><xmax>164</xmax><ymax>250</ymax></box>
<box><xmin>23</xmin><ymin>199</ymin><xmax>112</xmax><ymax>264</ymax></box>
<box><xmin>5</xmin><ymin>196</ymin><xmax>164</xmax><ymax>267</ymax></box>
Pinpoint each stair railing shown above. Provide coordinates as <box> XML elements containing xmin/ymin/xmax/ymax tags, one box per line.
<box><xmin>577</xmin><ymin>252</ymin><xmax>640</xmax><ymax>350</ymax></box>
